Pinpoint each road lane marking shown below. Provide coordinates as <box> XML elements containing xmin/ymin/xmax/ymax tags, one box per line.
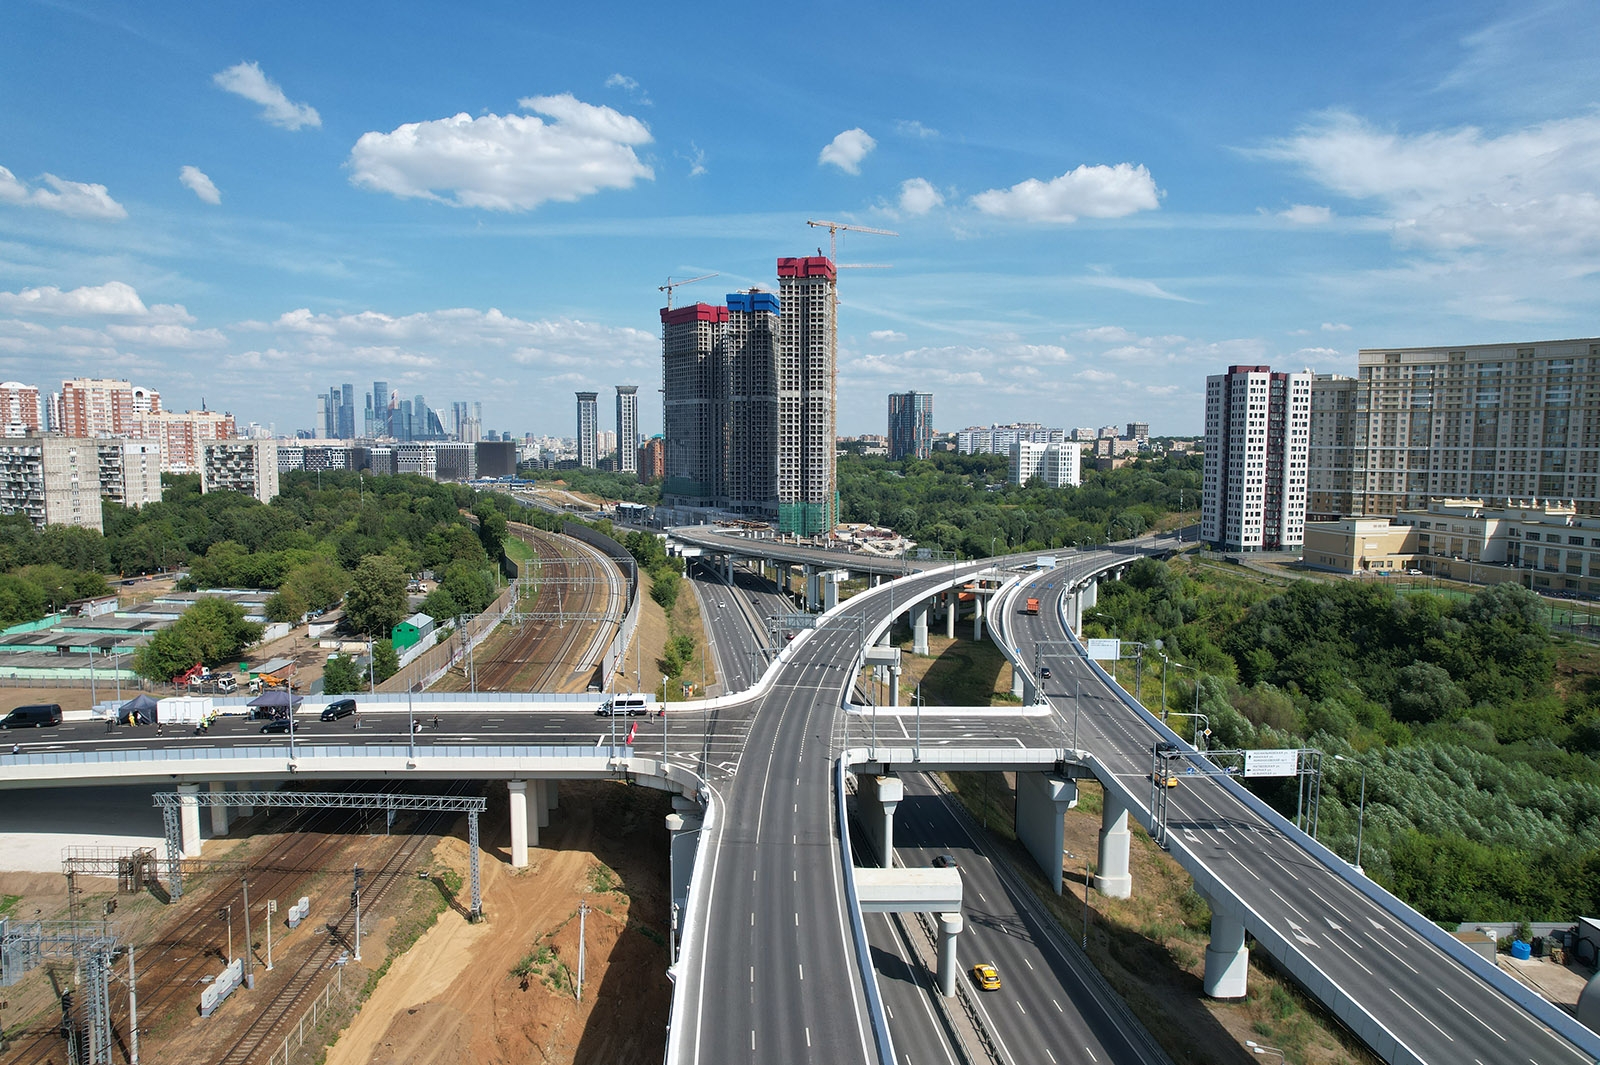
<box><xmin>750</xmin><ymin>966</ymin><xmax>754</xmax><ymax>982</ymax></box>
<box><xmin>1085</xmin><ymin>1049</ymin><xmax>1097</xmax><ymax>1062</ymax></box>
<box><xmin>1045</xmin><ymin>1051</ymin><xmax>1056</xmax><ymax>1064</ymax></box>
<box><xmin>1390</xmin><ymin>988</ymin><xmax>1453</xmax><ymax>1040</ymax></box>
<box><xmin>1052</xmin><ymin>999</ymin><xmax>1062</xmax><ymax>1012</ymax></box>
<box><xmin>798</xmin><ymin>964</ymin><xmax>803</xmax><ymax>980</ymax></box>
<box><xmin>1436</xmin><ymin>987</ymin><xmax>1506</xmax><ymax>1041</ymax></box>
<box><xmin>1322</xmin><ymin>934</ymin><xmax>1371</xmax><ymax>974</ymax></box>
<box><xmin>805</xmin><ymin>1028</ymin><xmax>811</xmax><ymax>1047</ymax></box>
<box><xmin>1023</xmin><ymin>957</ymin><xmax>1033</xmax><ymax>971</ymax></box>
<box><xmin>1270</xmin><ymin>887</ymin><xmax>1309</xmax><ymax>922</ymax></box>
<box><xmin>1366</xmin><ymin>930</ymin><xmax>1420</xmax><ymax>974</ymax></box>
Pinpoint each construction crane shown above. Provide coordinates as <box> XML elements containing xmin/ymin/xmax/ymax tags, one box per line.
<box><xmin>658</xmin><ymin>272</ymin><xmax>719</xmax><ymax>310</ymax></box>
<box><xmin>805</xmin><ymin>220</ymin><xmax>898</xmax><ymax>263</ymax></box>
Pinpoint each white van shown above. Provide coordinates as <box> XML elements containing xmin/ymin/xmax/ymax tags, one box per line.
<box><xmin>595</xmin><ymin>694</ymin><xmax>657</xmax><ymax>717</ymax></box>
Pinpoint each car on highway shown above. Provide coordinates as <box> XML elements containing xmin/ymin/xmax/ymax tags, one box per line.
<box><xmin>1039</xmin><ymin>666</ymin><xmax>1052</xmax><ymax>679</ymax></box>
<box><xmin>2</xmin><ymin>704</ymin><xmax>62</xmax><ymax>729</ymax></box>
<box><xmin>971</xmin><ymin>963</ymin><xmax>1001</xmax><ymax>991</ymax></box>
<box><xmin>931</xmin><ymin>854</ymin><xmax>959</xmax><ymax>869</ymax></box>
<box><xmin>321</xmin><ymin>698</ymin><xmax>357</xmax><ymax>721</ymax></box>
<box><xmin>1150</xmin><ymin>771</ymin><xmax>1179</xmax><ymax>788</ymax></box>
<box><xmin>259</xmin><ymin>719</ymin><xmax>294</xmax><ymax>733</ymax></box>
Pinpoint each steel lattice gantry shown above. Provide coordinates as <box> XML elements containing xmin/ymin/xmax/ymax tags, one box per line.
<box><xmin>0</xmin><ymin>919</ymin><xmax>119</xmax><ymax>1064</ymax></box>
<box><xmin>152</xmin><ymin>791</ymin><xmax>488</xmax><ymax>918</ymax></box>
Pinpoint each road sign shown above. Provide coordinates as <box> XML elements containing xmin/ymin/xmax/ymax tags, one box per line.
<box><xmin>1085</xmin><ymin>638</ymin><xmax>1121</xmax><ymax>661</ymax></box>
<box><xmin>1244</xmin><ymin>749</ymin><xmax>1299</xmax><ymax>778</ymax></box>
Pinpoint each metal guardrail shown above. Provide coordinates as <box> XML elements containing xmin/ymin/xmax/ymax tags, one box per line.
<box><xmin>836</xmin><ymin>753</ymin><xmax>897</xmax><ymax>1065</ymax></box>
<box><xmin>0</xmin><ymin>743</ymin><xmax>629</xmax><ymax>768</ymax></box>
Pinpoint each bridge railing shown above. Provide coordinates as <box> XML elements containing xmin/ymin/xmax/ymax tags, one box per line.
<box><xmin>0</xmin><ymin>743</ymin><xmax>627</xmax><ymax>769</ymax></box>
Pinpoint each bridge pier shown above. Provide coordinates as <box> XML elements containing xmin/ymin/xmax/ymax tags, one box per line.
<box><xmin>1094</xmin><ymin>793</ymin><xmax>1133</xmax><ymax>898</ymax></box>
<box><xmin>857</xmin><ymin>773</ymin><xmax>903</xmax><ymax>867</ymax></box>
<box><xmin>1011</xmin><ymin>663</ymin><xmax>1027</xmax><ymax>701</ymax></box>
<box><xmin>177</xmin><ymin>783</ymin><xmax>202</xmax><ymax>857</ymax></box>
<box><xmin>911</xmin><ymin>599</ymin><xmax>929</xmax><ymax>655</ymax></box>
<box><xmin>972</xmin><ymin>593</ymin><xmax>984</xmax><ymax>642</ymax></box>
<box><xmin>208</xmin><ymin>780</ymin><xmax>230</xmax><ymax>837</ymax></box>
<box><xmin>1015</xmin><ymin>773</ymin><xmax>1078</xmax><ymax>894</ymax></box>
<box><xmin>508</xmin><ymin>780</ymin><xmax>530</xmax><ymax>867</ymax></box>
<box><xmin>803</xmin><ymin>565</ymin><xmax>819</xmax><ymax>611</ymax></box>
<box><xmin>824</xmin><ymin>572</ymin><xmax>840</xmax><ymax>611</ymax></box>
<box><xmin>233</xmin><ymin>780</ymin><xmax>253</xmax><ymax>818</ymax></box>
<box><xmin>937</xmin><ymin>912</ymin><xmax>963</xmax><ymax>996</ymax></box>
<box><xmin>536</xmin><ymin>779</ymin><xmax>551</xmax><ymax>829</ymax></box>
<box><xmin>1203</xmin><ymin>902</ymin><xmax>1250</xmax><ymax>998</ymax></box>
<box><xmin>888</xmin><ymin>664</ymin><xmax>901</xmax><ymax>707</ymax></box>
<box><xmin>946</xmin><ymin>591</ymin><xmax>957</xmax><ymax>638</ymax></box>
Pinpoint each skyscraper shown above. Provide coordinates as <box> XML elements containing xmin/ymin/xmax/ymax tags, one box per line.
<box><xmin>887</xmin><ymin>391</ymin><xmax>934</xmax><ymax>461</ymax></box>
<box><xmin>576</xmin><ymin>391</ymin><xmax>599</xmax><ymax>469</ymax></box>
<box><xmin>371</xmin><ymin>381</ymin><xmax>389</xmax><ymax>438</ymax></box>
<box><xmin>615</xmin><ymin>385</ymin><xmax>639</xmax><ymax>475</ymax></box>
<box><xmin>661</xmin><ymin>303</ymin><xmax>726</xmax><ymax>507</ymax></box>
<box><xmin>1202</xmin><ymin>365</ymin><xmax>1312</xmax><ymax>551</ymax></box>
<box><xmin>340</xmin><ymin>383</ymin><xmax>356</xmax><ymax>439</ymax></box>
<box><xmin>776</xmin><ymin>256</ymin><xmax>838</xmax><ymax>535</ymax></box>
<box><xmin>723</xmin><ymin>291</ymin><xmax>780</xmax><ymax>516</ymax></box>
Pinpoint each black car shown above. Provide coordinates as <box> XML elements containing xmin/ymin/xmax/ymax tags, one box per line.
<box><xmin>932</xmin><ymin>854</ymin><xmax>959</xmax><ymax>869</ymax></box>
<box><xmin>259</xmin><ymin>719</ymin><xmax>293</xmax><ymax>733</ymax></box>
<box><xmin>321</xmin><ymin>698</ymin><xmax>357</xmax><ymax>721</ymax></box>
<box><xmin>1039</xmin><ymin>666</ymin><xmax>1052</xmax><ymax>679</ymax></box>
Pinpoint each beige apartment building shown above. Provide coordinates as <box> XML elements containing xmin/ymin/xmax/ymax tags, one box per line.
<box><xmin>0</xmin><ymin>436</ymin><xmax>165</xmax><ymax>531</ymax></box>
<box><xmin>201</xmin><ymin>439</ymin><xmax>279</xmax><ymax>504</ymax></box>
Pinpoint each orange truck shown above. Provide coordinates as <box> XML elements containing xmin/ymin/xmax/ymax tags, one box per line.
<box><xmin>1024</xmin><ymin>597</ymin><xmax>1040</xmax><ymax>615</ymax></box>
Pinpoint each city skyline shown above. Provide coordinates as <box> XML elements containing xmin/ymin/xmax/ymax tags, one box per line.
<box><xmin>4</xmin><ymin>4</ymin><xmax>1598</xmax><ymax>438</ymax></box>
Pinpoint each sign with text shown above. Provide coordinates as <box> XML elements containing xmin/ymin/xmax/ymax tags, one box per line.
<box><xmin>1085</xmin><ymin>639</ymin><xmax>1121</xmax><ymax>662</ymax></box>
<box><xmin>1244</xmin><ymin>749</ymin><xmax>1300</xmax><ymax>778</ymax></box>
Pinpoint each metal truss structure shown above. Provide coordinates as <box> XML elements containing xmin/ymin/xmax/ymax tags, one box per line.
<box><xmin>61</xmin><ymin>846</ymin><xmax>160</xmax><ymax>893</ymax></box>
<box><xmin>1149</xmin><ymin>747</ymin><xmax>1323</xmax><ymax>847</ymax></box>
<box><xmin>1</xmin><ymin>919</ymin><xmax>119</xmax><ymax>1063</ymax></box>
<box><xmin>152</xmin><ymin>792</ymin><xmax>487</xmax><ymax>918</ymax></box>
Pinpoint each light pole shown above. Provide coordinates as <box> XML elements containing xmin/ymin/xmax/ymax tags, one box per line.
<box><xmin>351</xmin><ymin>865</ymin><xmax>364</xmax><ymax>962</ymax></box>
<box><xmin>1244</xmin><ymin>1041</ymin><xmax>1285</xmax><ymax>1061</ymax></box>
<box><xmin>1166</xmin><ymin>659</ymin><xmax>1202</xmax><ymax>724</ymax></box>
<box><xmin>1333</xmin><ymin>753</ymin><xmax>1367</xmax><ymax>873</ymax></box>
<box><xmin>241</xmin><ymin>877</ymin><xmax>254</xmax><ymax>989</ymax></box>
<box><xmin>1167</xmin><ymin>711</ymin><xmax>1210</xmax><ymax>752</ymax></box>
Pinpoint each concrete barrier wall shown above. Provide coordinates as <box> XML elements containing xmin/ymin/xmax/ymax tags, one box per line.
<box><xmin>561</xmin><ymin>521</ymin><xmax>640</xmax><ymax>689</ymax></box>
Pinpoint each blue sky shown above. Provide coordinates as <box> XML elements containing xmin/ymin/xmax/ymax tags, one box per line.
<box><xmin>3</xmin><ymin>1</ymin><xmax>1599</xmax><ymax>439</ymax></box>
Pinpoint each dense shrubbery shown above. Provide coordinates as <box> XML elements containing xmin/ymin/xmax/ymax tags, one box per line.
<box><xmin>1088</xmin><ymin>557</ymin><xmax>1600</xmax><ymax>922</ymax></box>
<box><xmin>838</xmin><ymin>451</ymin><xmax>1200</xmax><ymax>557</ymax></box>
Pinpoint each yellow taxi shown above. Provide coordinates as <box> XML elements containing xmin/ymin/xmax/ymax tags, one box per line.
<box><xmin>1150</xmin><ymin>772</ymin><xmax>1178</xmax><ymax>788</ymax></box>
<box><xmin>971</xmin><ymin>963</ymin><xmax>1002</xmax><ymax>991</ymax></box>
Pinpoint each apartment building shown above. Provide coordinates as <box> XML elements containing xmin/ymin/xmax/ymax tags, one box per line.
<box><xmin>1307</xmin><ymin>374</ymin><xmax>1357</xmax><ymax>520</ymax></box>
<box><xmin>201</xmin><ymin>439</ymin><xmax>279</xmax><ymax>503</ymax></box>
<box><xmin>0</xmin><ymin>437</ymin><xmax>105</xmax><ymax>531</ymax></box>
<box><xmin>776</xmin><ymin>256</ymin><xmax>838</xmax><ymax>535</ymax></box>
<box><xmin>58</xmin><ymin>378</ymin><xmax>160</xmax><ymax>437</ymax></box>
<box><xmin>615</xmin><ymin>385</ymin><xmax>639</xmax><ymax>475</ymax></box>
<box><xmin>887</xmin><ymin>391</ymin><xmax>935</xmax><ymax>461</ymax></box>
<box><xmin>1010</xmin><ymin>439</ymin><xmax>1081</xmax><ymax>488</ymax></box>
<box><xmin>0</xmin><ymin>382</ymin><xmax>45</xmax><ymax>436</ymax></box>
<box><xmin>96</xmin><ymin>440</ymin><xmax>163</xmax><ymax>509</ymax></box>
<box><xmin>135</xmin><ymin>409</ymin><xmax>235</xmax><ymax>473</ymax></box>
<box><xmin>957</xmin><ymin>423</ymin><xmax>1065</xmax><ymax>455</ymax></box>
<box><xmin>575</xmin><ymin>391</ymin><xmax>599</xmax><ymax>470</ymax></box>
<box><xmin>1202</xmin><ymin>365</ymin><xmax>1312</xmax><ymax>550</ymax></box>
<box><xmin>661</xmin><ymin>303</ymin><xmax>727</xmax><ymax>508</ymax></box>
<box><xmin>723</xmin><ymin>291</ymin><xmax>780</xmax><ymax>517</ymax></box>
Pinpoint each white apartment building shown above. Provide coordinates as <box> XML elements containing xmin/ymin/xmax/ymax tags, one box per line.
<box><xmin>957</xmin><ymin>423</ymin><xmax>1066</xmax><ymax>455</ymax></box>
<box><xmin>96</xmin><ymin>440</ymin><xmax>163</xmax><ymax>509</ymax></box>
<box><xmin>1010</xmin><ymin>439</ymin><xmax>1081</xmax><ymax>488</ymax></box>
<box><xmin>615</xmin><ymin>385</ymin><xmax>639</xmax><ymax>474</ymax></box>
<box><xmin>0</xmin><ymin>437</ymin><xmax>105</xmax><ymax>531</ymax></box>
<box><xmin>201</xmin><ymin>439</ymin><xmax>279</xmax><ymax>504</ymax></box>
<box><xmin>575</xmin><ymin>391</ymin><xmax>599</xmax><ymax>470</ymax></box>
<box><xmin>1202</xmin><ymin>365</ymin><xmax>1312</xmax><ymax>550</ymax></box>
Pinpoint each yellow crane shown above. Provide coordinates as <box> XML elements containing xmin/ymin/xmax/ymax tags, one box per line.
<box><xmin>658</xmin><ymin>272</ymin><xmax>719</xmax><ymax>310</ymax></box>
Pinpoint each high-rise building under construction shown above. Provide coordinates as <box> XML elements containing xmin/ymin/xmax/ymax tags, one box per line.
<box><xmin>659</xmin><ymin>256</ymin><xmax>839</xmax><ymax>535</ymax></box>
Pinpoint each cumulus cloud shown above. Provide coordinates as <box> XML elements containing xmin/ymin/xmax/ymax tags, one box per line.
<box><xmin>897</xmin><ymin>177</ymin><xmax>944</xmax><ymax>215</ymax></box>
<box><xmin>972</xmin><ymin>163</ymin><xmax>1161</xmax><ymax>224</ymax></box>
<box><xmin>1072</xmin><ymin>325</ymin><xmax>1138</xmax><ymax>343</ymax></box>
<box><xmin>869</xmin><ymin>329</ymin><xmax>907</xmax><ymax>342</ymax></box>
<box><xmin>819</xmin><ymin>128</ymin><xmax>876</xmax><ymax>174</ymax></box>
<box><xmin>1253</xmin><ymin>109</ymin><xmax>1600</xmax><ymax>253</ymax></box>
<box><xmin>179</xmin><ymin>166</ymin><xmax>221</xmax><ymax>205</ymax></box>
<box><xmin>348</xmin><ymin>94</ymin><xmax>654</xmax><ymax>211</ymax></box>
<box><xmin>0</xmin><ymin>281</ymin><xmax>149</xmax><ymax>316</ymax></box>
<box><xmin>1321</xmin><ymin>322</ymin><xmax>1351</xmax><ymax>332</ymax></box>
<box><xmin>0</xmin><ymin>166</ymin><xmax>127</xmax><ymax>220</ymax></box>
<box><xmin>213</xmin><ymin>61</ymin><xmax>321</xmax><ymax>130</ymax></box>
<box><xmin>1279</xmin><ymin>203</ymin><xmax>1331</xmax><ymax>224</ymax></box>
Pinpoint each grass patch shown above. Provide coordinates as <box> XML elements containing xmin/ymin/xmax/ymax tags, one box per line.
<box><xmin>588</xmin><ymin>861</ymin><xmax>622</xmax><ymax>895</ymax></box>
<box><xmin>0</xmin><ymin>894</ymin><xmax>20</xmax><ymax>919</ymax></box>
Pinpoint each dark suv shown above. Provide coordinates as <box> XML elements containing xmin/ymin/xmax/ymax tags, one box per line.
<box><xmin>320</xmin><ymin>698</ymin><xmax>357</xmax><ymax>721</ymax></box>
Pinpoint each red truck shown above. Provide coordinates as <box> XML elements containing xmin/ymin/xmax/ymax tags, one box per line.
<box><xmin>1024</xmin><ymin>597</ymin><xmax>1040</xmax><ymax>615</ymax></box>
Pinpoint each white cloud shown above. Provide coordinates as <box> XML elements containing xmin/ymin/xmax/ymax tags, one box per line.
<box><xmin>1072</xmin><ymin>325</ymin><xmax>1137</xmax><ymax>343</ymax></box>
<box><xmin>1254</xmin><ymin>109</ymin><xmax>1600</xmax><ymax>253</ymax></box>
<box><xmin>604</xmin><ymin>72</ymin><xmax>652</xmax><ymax>105</ymax></box>
<box><xmin>972</xmin><ymin>163</ymin><xmax>1161</xmax><ymax>224</ymax></box>
<box><xmin>179</xmin><ymin>166</ymin><xmax>221</xmax><ymax>205</ymax></box>
<box><xmin>894</xmin><ymin>119</ymin><xmax>940</xmax><ymax>139</ymax></box>
<box><xmin>107</xmin><ymin>322</ymin><xmax>227</xmax><ymax>348</ymax></box>
<box><xmin>1279</xmin><ymin>203</ymin><xmax>1332</xmax><ymax>224</ymax></box>
<box><xmin>682</xmin><ymin>142</ymin><xmax>707</xmax><ymax>177</ymax></box>
<box><xmin>1321</xmin><ymin>322</ymin><xmax>1351</xmax><ymax>332</ymax></box>
<box><xmin>348</xmin><ymin>94</ymin><xmax>654</xmax><ymax>211</ymax></box>
<box><xmin>1077</xmin><ymin>368</ymin><xmax>1118</xmax><ymax>383</ymax></box>
<box><xmin>1079</xmin><ymin>269</ymin><xmax>1197</xmax><ymax>303</ymax></box>
<box><xmin>0</xmin><ymin>165</ymin><xmax>127</xmax><ymax>220</ymax></box>
<box><xmin>819</xmin><ymin>128</ymin><xmax>876</xmax><ymax>174</ymax></box>
<box><xmin>0</xmin><ymin>281</ymin><xmax>148</xmax><ymax>316</ymax></box>
<box><xmin>897</xmin><ymin>178</ymin><xmax>944</xmax><ymax>215</ymax></box>
<box><xmin>212</xmin><ymin>61</ymin><xmax>321</xmax><ymax>130</ymax></box>
<box><xmin>870</xmin><ymin>329</ymin><xmax>907</xmax><ymax>342</ymax></box>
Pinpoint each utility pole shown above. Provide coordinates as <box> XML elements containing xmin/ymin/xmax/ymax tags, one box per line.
<box><xmin>242</xmin><ymin>878</ymin><xmax>254</xmax><ymax>989</ymax></box>
<box><xmin>351</xmin><ymin>865</ymin><xmax>364</xmax><ymax>962</ymax></box>
<box><xmin>577</xmin><ymin>900</ymin><xmax>589</xmax><ymax>1003</ymax></box>
<box><xmin>126</xmin><ymin>944</ymin><xmax>140</xmax><ymax>1065</ymax></box>
<box><xmin>265</xmin><ymin>899</ymin><xmax>276</xmax><ymax>970</ymax></box>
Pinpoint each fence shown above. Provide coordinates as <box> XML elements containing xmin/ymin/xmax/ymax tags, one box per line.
<box><xmin>267</xmin><ymin>964</ymin><xmax>343</xmax><ymax>1065</ymax></box>
<box><xmin>376</xmin><ymin>581</ymin><xmax>516</xmax><ymax>694</ymax></box>
<box><xmin>561</xmin><ymin>522</ymin><xmax>640</xmax><ymax>688</ymax></box>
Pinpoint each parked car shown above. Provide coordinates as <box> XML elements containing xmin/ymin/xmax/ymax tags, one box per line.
<box><xmin>2</xmin><ymin>704</ymin><xmax>62</xmax><ymax>729</ymax></box>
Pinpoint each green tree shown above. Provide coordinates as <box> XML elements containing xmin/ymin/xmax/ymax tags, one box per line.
<box><xmin>322</xmin><ymin>654</ymin><xmax>363</xmax><ymax>695</ymax></box>
<box><xmin>0</xmin><ymin>573</ymin><xmax>48</xmax><ymax>626</ymax></box>
<box><xmin>367</xmin><ymin>639</ymin><xmax>399</xmax><ymax>685</ymax></box>
<box><xmin>132</xmin><ymin>597</ymin><xmax>262</xmax><ymax>682</ymax></box>
<box><xmin>344</xmin><ymin>554</ymin><xmax>409</xmax><ymax>636</ymax></box>
<box><xmin>649</xmin><ymin>567</ymin><xmax>680</xmax><ymax>612</ymax></box>
<box><xmin>279</xmin><ymin>558</ymin><xmax>349</xmax><ymax>613</ymax></box>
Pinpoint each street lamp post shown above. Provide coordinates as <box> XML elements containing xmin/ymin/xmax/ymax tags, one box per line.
<box><xmin>1333</xmin><ymin>753</ymin><xmax>1368</xmax><ymax>872</ymax></box>
<box><xmin>1244</xmin><ymin>1041</ymin><xmax>1285</xmax><ymax>1061</ymax></box>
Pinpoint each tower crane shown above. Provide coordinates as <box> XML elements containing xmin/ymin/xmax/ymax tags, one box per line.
<box><xmin>658</xmin><ymin>272</ymin><xmax>719</xmax><ymax>310</ymax></box>
<box><xmin>805</xmin><ymin>219</ymin><xmax>898</xmax><ymax>263</ymax></box>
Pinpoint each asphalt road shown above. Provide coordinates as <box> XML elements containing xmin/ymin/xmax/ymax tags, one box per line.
<box><xmin>1013</xmin><ymin>573</ymin><xmax>1594</xmax><ymax>1065</ymax></box>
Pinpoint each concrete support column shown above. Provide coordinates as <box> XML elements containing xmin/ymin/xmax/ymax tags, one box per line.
<box><xmin>946</xmin><ymin>592</ymin><xmax>957</xmax><ymax>638</ymax></box>
<box><xmin>936</xmin><ymin>912</ymin><xmax>963</xmax><ymax>997</ymax></box>
<box><xmin>1203</xmin><ymin>904</ymin><xmax>1250</xmax><ymax>998</ymax></box>
<box><xmin>208</xmin><ymin>780</ymin><xmax>230</xmax><ymax>837</ymax></box>
<box><xmin>857</xmin><ymin>774</ymin><xmax>903</xmax><ymax>867</ymax></box>
<box><xmin>177</xmin><ymin>783</ymin><xmax>202</xmax><ymax>857</ymax></box>
<box><xmin>1015</xmin><ymin>773</ymin><xmax>1078</xmax><ymax>894</ymax></box>
<box><xmin>803</xmin><ymin>565</ymin><xmax>818</xmax><ymax>611</ymax></box>
<box><xmin>726</xmin><ymin>556</ymin><xmax>734</xmax><ymax>582</ymax></box>
<box><xmin>547</xmin><ymin>780</ymin><xmax>559</xmax><ymax>811</ymax></box>
<box><xmin>888</xmin><ymin>665</ymin><xmax>901</xmax><ymax>707</ymax></box>
<box><xmin>508</xmin><ymin>780</ymin><xmax>529</xmax><ymax>868</ymax></box>
<box><xmin>912</xmin><ymin>599</ymin><xmax>929</xmax><ymax>655</ymax></box>
<box><xmin>824</xmin><ymin>573</ymin><xmax>839</xmax><ymax>612</ymax></box>
<box><xmin>1095</xmin><ymin>793</ymin><xmax>1133</xmax><ymax>898</ymax></box>
<box><xmin>232</xmin><ymin>780</ymin><xmax>253</xmax><ymax>818</ymax></box>
<box><xmin>1011</xmin><ymin>662</ymin><xmax>1027</xmax><ymax>700</ymax></box>
<box><xmin>973</xmin><ymin>593</ymin><xmax>985</xmax><ymax>642</ymax></box>
<box><xmin>535</xmin><ymin>779</ymin><xmax>551</xmax><ymax>829</ymax></box>
<box><xmin>1080</xmin><ymin>579</ymin><xmax>1098</xmax><ymax>615</ymax></box>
